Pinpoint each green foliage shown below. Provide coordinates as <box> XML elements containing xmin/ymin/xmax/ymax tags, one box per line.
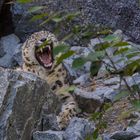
<box><xmin>17</xmin><ymin>0</ymin><xmax>32</xmax><ymax>4</ymax></box>
<box><xmin>72</xmin><ymin>57</ymin><xmax>86</xmax><ymax>69</ymax></box>
<box><xmin>30</xmin><ymin>13</ymin><xmax>48</xmax><ymax>22</ymax></box>
<box><xmin>72</xmin><ymin>51</ymin><xmax>105</xmax><ymax>75</ymax></box>
<box><xmin>56</xmin><ymin>50</ymin><xmax>75</xmax><ymax>65</ymax></box>
<box><xmin>18</xmin><ymin>0</ymin><xmax>140</xmax><ymax>139</ymax></box>
<box><xmin>114</xmin><ymin>90</ymin><xmax>130</xmax><ymax>101</ymax></box>
<box><xmin>28</xmin><ymin>6</ymin><xmax>44</xmax><ymax>13</ymax></box>
<box><xmin>86</xmin><ymin>103</ymin><xmax>111</xmax><ymax>140</ymax></box>
<box><xmin>132</xmin><ymin>100</ymin><xmax>140</xmax><ymax>111</ymax></box>
<box><xmin>53</xmin><ymin>43</ymin><xmax>70</xmax><ymax>56</ymax></box>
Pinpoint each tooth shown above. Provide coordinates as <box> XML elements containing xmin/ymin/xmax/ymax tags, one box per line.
<box><xmin>38</xmin><ymin>41</ymin><xmax>42</xmax><ymax>43</ymax></box>
<box><xmin>44</xmin><ymin>62</ymin><xmax>52</xmax><ymax>68</ymax></box>
<box><xmin>41</xmin><ymin>48</ymin><xmax>43</xmax><ymax>53</ymax></box>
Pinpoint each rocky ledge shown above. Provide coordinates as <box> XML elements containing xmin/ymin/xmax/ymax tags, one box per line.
<box><xmin>0</xmin><ymin>68</ymin><xmax>60</xmax><ymax>140</ymax></box>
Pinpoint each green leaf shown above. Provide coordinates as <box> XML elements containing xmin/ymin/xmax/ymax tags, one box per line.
<box><xmin>17</xmin><ymin>0</ymin><xmax>32</xmax><ymax>4</ymax></box>
<box><xmin>97</xmin><ymin>29</ymin><xmax>112</xmax><ymax>35</ymax></box>
<box><xmin>103</xmin><ymin>35</ymin><xmax>121</xmax><ymax>43</ymax></box>
<box><xmin>40</xmin><ymin>12</ymin><xmax>61</xmax><ymax>25</ymax></box>
<box><xmin>93</xmin><ymin>129</ymin><xmax>99</xmax><ymax>139</ymax></box>
<box><xmin>90</xmin><ymin>61</ymin><xmax>102</xmax><ymax>76</ymax></box>
<box><xmin>103</xmin><ymin>103</ymin><xmax>112</xmax><ymax>111</ymax></box>
<box><xmin>103</xmin><ymin>34</ymin><xmax>117</xmax><ymax>42</ymax></box>
<box><xmin>53</xmin><ymin>43</ymin><xmax>70</xmax><ymax>56</ymax></box>
<box><xmin>85</xmin><ymin>51</ymin><xmax>105</xmax><ymax>62</ymax></box>
<box><xmin>95</xmin><ymin>42</ymin><xmax>111</xmax><ymax>51</ymax></box>
<box><xmin>28</xmin><ymin>6</ymin><xmax>44</xmax><ymax>13</ymax></box>
<box><xmin>30</xmin><ymin>13</ymin><xmax>48</xmax><ymax>22</ymax></box>
<box><xmin>72</xmin><ymin>57</ymin><xmax>87</xmax><ymax>69</ymax></box>
<box><xmin>85</xmin><ymin>135</ymin><xmax>94</xmax><ymax>140</ymax></box>
<box><xmin>126</xmin><ymin>51</ymin><xmax>140</xmax><ymax>59</ymax></box>
<box><xmin>65</xmin><ymin>12</ymin><xmax>80</xmax><ymax>21</ymax></box>
<box><xmin>124</xmin><ymin>59</ymin><xmax>140</xmax><ymax>76</ymax></box>
<box><xmin>91</xmin><ymin>112</ymin><xmax>100</xmax><ymax>121</ymax></box>
<box><xmin>132</xmin><ymin>84</ymin><xmax>140</xmax><ymax>92</ymax></box>
<box><xmin>52</xmin><ymin>16</ymin><xmax>64</xmax><ymax>22</ymax></box>
<box><xmin>72</xmin><ymin>25</ymin><xmax>82</xmax><ymax>34</ymax></box>
<box><xmin>113</xmin><ymin>42</ymin><xmax>130</xmax><ymax>47</ymax></box>
<box><xmin>132</xmin><ymin>100</ymin><xmax>140</xmax><ymax>110</ymax></box>
<box><xmin>82</xmin><ymin>31</ymin><xmax>94</xmax><ymax>39</ymax></box>
<box><xmin>114</xmin><ymin>90</ymin><xmax>130</xmax><ymax>101</ymax></box>
<box><xmin>52</xmin><ymin>12</ymin><xmax>80</xmax><ymax>23</ymax></box>
<box><xmin>114</xmin><ymin>47</ymin><xmax>130</xmax><ymax>55</ymax></box>
<box><xmin>60</xmin><ymin>33</ymin><xmax>74</xmax><ymax>42</ymax></box>
<box><xmin>56</xmin><ymin>50</ymin><xmax>75</xmax><ymax>64</ymax></box>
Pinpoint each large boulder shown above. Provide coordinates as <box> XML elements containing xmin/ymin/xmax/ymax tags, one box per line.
<box><xmin>0</xmin><ymin>34</ymin><xmax>23</xmax><ymax>68</ymax></box>
<box><xmin>0</xmin><ymin>68</ymin><xmax>60</xmax><ymax>140</ymax></box>
<box><xmin>11</xmin><ymin>0</ymin><xmax>140</xmax><ymax>43</ymax></box>
<box><xmin>64</xmin><ymin>117</ymin><xmax>95</xmax><ymax>140</ymax></box>
<box><xmin>33</xmin><ymin>117</ymin><xmax>95</xmax><ymax>140</ymax></box>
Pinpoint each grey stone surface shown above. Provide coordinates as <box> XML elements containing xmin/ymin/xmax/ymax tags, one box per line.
<box><xmin>11</xmin><ymin>0</ymin><xmax>140</xmax><ymax>44</ymax></box>
<box><xmin>42</xmin><ymin>114</ymin><xmax>60</xmax><ymax>131</ymax></box>
<box><xmin>110</xmin><ymin>131</ymin><xmax>138</xmax><ymax>140</ymax></box>
<box><xmin>74</xmin><ymin>88</ymin><xmax>103</xmax><ymax>113</ymax></box>
<box><xmin>102</xmin><ymin>134</ymin><xmax>113</xmax><ymax>140</ymax></box>
<box><xmin>64</xmin><ymin>117</ymin><xmax>95</xmax><ymax>140</ymax></box>
<box><xmin>127</xmin><ymin>120</ymin><xmax>140</xmax><ymax>136</ymax></box>
<box><xmin>33</xmin><ymin>118</ymin><xmax>95</xmax><ymax>140</ymax></box>
<box><xmin>33</xmin><ymin>130</ymin><xmax>64</xmax><ymax>140</ymax></box>
<box><xmin>0</xmin><ymin>34</ymin><xmax>23</xmax><ymax>68</ymax></box>
<box><xmin>0</xmin><ymin>68</ymin><xmax>60</xmax><ymax>140</ymax></box>
<box><xmin>73</xmin><ymin>73</ymin><xmax>90</xmax><ymax>85</ymax></box>
<box><xmin>133</xmin><ymin>136</ymin><xmax>140</xmax><ymax>140</ymax></box>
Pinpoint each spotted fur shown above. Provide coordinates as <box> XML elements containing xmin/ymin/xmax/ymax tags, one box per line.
<box><xmin>22</xmin><ymin>31</ymin><xmax>78</xmax><ymax>129</ymax></box>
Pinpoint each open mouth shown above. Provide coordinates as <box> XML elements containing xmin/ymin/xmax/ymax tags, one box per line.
<box><xmin>35</xmin><ymin>41</ymin><xmax>53</xmax><ymax>69</ymax></box>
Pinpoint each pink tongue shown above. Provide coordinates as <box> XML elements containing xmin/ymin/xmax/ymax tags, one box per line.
<box><xmin>41</xmin><ymin>53</ymin><xmax>51</xmax><ymax>64</ymax></box>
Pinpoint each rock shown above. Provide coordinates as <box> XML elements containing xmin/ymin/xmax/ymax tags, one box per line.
<box><xmin>89</xmin><ymin>38</ymin><xmax>104</xmax><ymax>48</ymax></box>
<box><xmin>11</xmin><ymin>0</ymin><xmax>140</xmax><ymax>44</ymax></box>
<box><xmin>110</xmin><ymin>131</ymin><xmax>138</xmax><ymax>140</ymax></box>
<box><xmin>63</xmin><ymin>46</ymin><xmax>91</xmax><ymax>78</ymax></box>
<box><xmin>11</xmin><ymin>1</ymin><xmax>45</xmax><ymax>41</ymax></box>
<box><xmin>33</xmin><ymin>130</ymin><xmax>64</xmax><ymax>140</ymax></box>
<box><xmin>12</xmin><ymin>44</ymin><xmax>23</xmax><ymax>66</ymax></box>
<box><xmin>64</xmin><ymin>117</ymin><xmax>95</xmax><ymax>140</ymax></box>
<box><xmin>102</xmin><ymin>134</ymin><xmax>114</xmax><ymax>140</ymax></box>
<box><xmin>133</xmin><ymin>136</ymin><xmax>140</xmax><ymax>140</ymax></box>
<box><xmin>0</xmin><ymin>34</ymin><xmax>22</xmax><ymax>68</ymax></box>
<box><xmin>33</xmin><ymin>118</ymin><xmax>95</xmax><ymax>140</ymax></box>
<box><xmin>42</xmin><ymin>114</ymin><xmax>60</xmax><ymax>131</ymax></box>
<box><xmin>127</xmin><ymin>120</ymin><xmax>140</xmax><ymax>136</ymax></box>
<box><xmin>73</xmin><ymin>88</ymin><xmax>103</xmax><ymax>113</ymax></box>
<box><xmin>73</xmin><ymin>73</ymin><xmax>90</xmax><ymax>85</ymax></box>
<box><xmin>0</xmin><ymin>68</ymin><xmax>60</xmax><ymax>140</ymax></box>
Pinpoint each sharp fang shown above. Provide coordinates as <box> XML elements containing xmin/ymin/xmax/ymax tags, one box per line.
<box><xmin>48</xmin><ymin>46</ymin><xmax>51</xmax><ymax>51</ymax></box>
<box><xmin>38</xmin><ymin>41</ymin><xmax>42</xmax><ymax>43</ymax></box>
<box><xmin>45</xmin><ymin>62</ymin><xmax>52</xmax><ymax>68</ymax></box>
<box><xmin>39</xmin><ymin>57</ymin><xmax>44</xmax><ymax>62</ymax></box>
<box><xmin>40</xmin><ymin>48</ymin><xmax>43</xmax><ymax>53</ymax></box>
